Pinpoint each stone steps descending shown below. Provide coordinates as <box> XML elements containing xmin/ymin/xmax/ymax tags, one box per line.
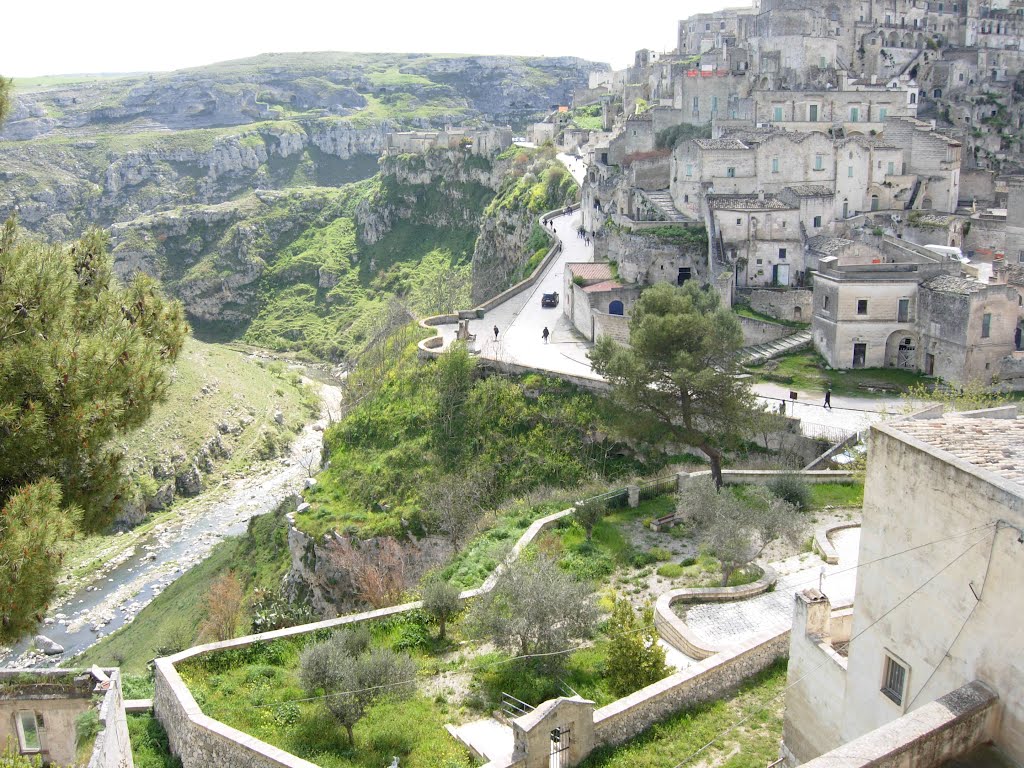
<box><xmin>643</xmin><ymin>189</ymin><xmax>689</xmax><ymax>222</ymax></box>
<box><xmin>741</xmin><ymin>329</ymin><xmax>812</xmax><ymax>365</ymax></box>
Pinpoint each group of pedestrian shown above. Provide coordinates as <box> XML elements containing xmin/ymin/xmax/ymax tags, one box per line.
<box><xmin>494</xmin><ymin>324</ymin><xmax>551</xmax><ymax>344</ymax></box>
<box><xmin>575</xmin><ymin>228</ymin><xmax>591</xmax><ymax>246</ymax></box>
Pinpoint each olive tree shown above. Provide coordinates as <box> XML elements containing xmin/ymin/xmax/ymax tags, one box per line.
<box><xmin>680</xmin><ymin>478</ymin><xmax>802</xmax><ymax>586</ymax></box>
<box><xmin>467</xmin><ymin>555</ymin><xmax>597</xmax><ymax>666</ymax></box>
<box><xmin>299</xmin><ymin>628</ymin><xmax>416</xmax><ymax>746</ymax></box>
<box><xmin>421</xmin><ymin>577</ymin><xmax>461</xmax><ymax>641</ymax></box>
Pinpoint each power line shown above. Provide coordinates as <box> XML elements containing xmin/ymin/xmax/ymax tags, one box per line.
<box><xmin>664</xmin><ymin>528</ymin><xmax>996</xmax><ymax>768</ymax></box>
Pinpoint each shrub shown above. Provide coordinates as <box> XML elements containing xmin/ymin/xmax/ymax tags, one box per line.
<box><xmin>656</xmin><ymin>563</ymin><xmax>684</xmax><ymax>578</ymax></box>
<box><xmin>767</xmin><ymin>474</ymin><xmax>811</xmax><ymax>510</ymax></box>
<box><xmin>680</xmin><ymin>556</ymin><xmax>697</xmax><ymax>567</ymax></box>
<box><xmin>648</xmin><ymin>547</ymin><xmax>673</xmax><ymax>562</ymax></box>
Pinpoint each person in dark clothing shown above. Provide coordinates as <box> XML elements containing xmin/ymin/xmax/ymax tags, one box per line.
<box><xmin>824</xmin><ymin>388</ymin><xmax>832</xmax><ymax>410</ymax></box>
<box><xmin>493</xmin><ymin>325</ymin><xmax>499</xmax><ymax>340</ymax></box>
<box><xmin>542</xmin><ymin>326</ymin><xmax>550</xmax><ymax>344</ymax></box>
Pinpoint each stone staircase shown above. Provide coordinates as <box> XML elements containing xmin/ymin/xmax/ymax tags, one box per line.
<box><xmin>741</xmin><ymin>329</ymin><xmax>812</xmax><ymax>365</ymax></box>
<box><xmin>642</xmin><ymin>189</ymin><xmax>689</xmax><ymax>222</ymax></box>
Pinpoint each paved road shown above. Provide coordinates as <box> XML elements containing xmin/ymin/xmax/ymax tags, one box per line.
<box><xmin>431</xmin><ymin>154</ymin><xmax>898</xmax><ymax>437</ymax></box>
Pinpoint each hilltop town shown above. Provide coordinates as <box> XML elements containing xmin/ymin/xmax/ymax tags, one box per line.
<box><xmin>1</xmin><ymin>3</ymin><xmax>1023</xmax><ymax>768</ymax></box>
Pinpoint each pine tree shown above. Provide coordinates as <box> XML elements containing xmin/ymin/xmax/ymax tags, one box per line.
<box><xmin>606</xmin><ymin>595</ymin><xmax>669</xmax><ymax>697</ymax></box>
<box><xmin>0</xmin><ymin>219</ymin><xmax>188</xmax><ymax>642</ymax></box>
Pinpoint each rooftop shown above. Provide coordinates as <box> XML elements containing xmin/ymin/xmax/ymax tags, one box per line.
<box><xmin>922</xmin><ymin>275</ymin><xmax>986</xmax><ymax>295</ymax></box>
<box><xmin>891</xmin><ymin>409</ymin><xmax>1024</xmax><ymax>487</ymax></box>
<box><xmin>694</xmin><ymin>138</ymin><xmax>749</xmax><ymax>150</ymax></box>
<box><xmin>569</xmin><ymin>263</ymin><xmax>614</xmax><ymax>282</ymax></box>
<box><xmin>807</xmin><ymin>235</ymin><xmax>851</xmax><ymax>255</ymax></box>
<box><xmin>708</xmin><ymin>194</ymin><xmax>790</xmax><ymax>211</ymax></box>
<box><xmin>784</xmin><ymin>184</ymin><xmax>835</xmax><ymax>198</ymax></box>
<box><xmin>583</xmin><ymin>279</ymin><xmax>626</xmax><ymax>293</ymax></box>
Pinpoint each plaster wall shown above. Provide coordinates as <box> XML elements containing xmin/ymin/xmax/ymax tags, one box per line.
<box><xmin>782</xmin><ymin>595</ymin><xmax>849</xmax><ymax>764</ymax></box>
<box><xmin>840</xmin><ymin>424</ymin><xmax>1024</xmax><ymax>763</ymax></box>
<box><xmin>0</xmin><ymin>697</ymin><xmax>90</xmax><ymax>767</ymax></box>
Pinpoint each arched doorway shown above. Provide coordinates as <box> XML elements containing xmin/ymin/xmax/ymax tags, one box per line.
<box><xmin>870</xmin><ymin>194</ymin><xmax>880</xmax><ymax>211</ymax></box>
<box><xmin>609</xmin><ymin>300</ymin><xmax>624</xmax><ymax>315</ymax></box>
<box><xmin>885</xmin><ymin>331</ymin><xmax>918</xmax><ymax>369</ymax></box>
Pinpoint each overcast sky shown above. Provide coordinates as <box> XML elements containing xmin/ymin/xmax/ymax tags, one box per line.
<box><xmin>1</xmin><ymin>0</ymin><xmax>737</xmax><ymax>78</ymax></box>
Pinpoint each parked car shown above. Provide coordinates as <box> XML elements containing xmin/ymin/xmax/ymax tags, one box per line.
<box><xmin>541</xmin><ymin>292</ymin><xmax>559</xmax><ymax>308</ymax></box>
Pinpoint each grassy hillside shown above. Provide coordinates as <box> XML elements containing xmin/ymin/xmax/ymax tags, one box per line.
<box><xmin>115</xmin><ymin>338</ymin><xmax>319</xmax><ymax>499</ymax></box>
<box><xmin>300</xmin><ymin>337</ymin><xmax>666</xmax><ymax>538</ymax></box>
<box><xmin>72</xmin><ymin>505</ymin><xmax>294</xmax><ymax>673</ymax></box>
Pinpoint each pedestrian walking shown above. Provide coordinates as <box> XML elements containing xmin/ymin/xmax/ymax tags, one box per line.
<box><xmin>823</xmin><ymin>388</ymin><xmax>832</xmax><ymax>410</ymax></box>
<box><xmin>493</xmin><ymin>325</ymin><xmax>499</xmax><ymax>340</ymax></box>
<box><xmin>542</xmin><ymin>326</ymin><xmax>550</xmax><ymax>344</ymax></box>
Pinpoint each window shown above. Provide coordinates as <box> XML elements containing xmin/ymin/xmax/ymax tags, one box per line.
<box><xmin>1018</xmin><ymin>250</ymin><xmax>1024</xmax><ymax>264</ymax></box>
<box><xmin>823</xmin><ymin>295</ymin><xmax>830</xmax><ymax>310</ymax></box>
<box><xmin>910</xmin><ymin>92</ymin><xmax>917</xmax><ymax>104</ymax></box>
<box><xmin>712</xmin><ymin>96</ymin><xmax>718</xmax><ymax>112</ymax></box>
<box><xmin>887</xmin><ymin>161</ymin><xmax>895</xmax><ymax>175</ymax></box>
<box><xmin>848</xmin><ymin>166</ymin><xmax>854</xmax><ymax>178</ymax></box>
<box><xmin>685</xmin><ymin>163</ymin><xmax>693</xmax><ymax>177</ymax></box>
<box><xmin>693</xmin><ymin>96</ymin><xmax>699</xmax><ymax>111</ymax></box>
<box><xmin>982</xmin><ymin>313</ymin><xmax>991</xmax><ymax>338</ymax></box>
<box><xmin>814</xmin><ymin>154</ymin><xmax>824</xmax><ymax>170</ymax></box>
<box><xmin>737</xmin><ymin>218</ymin><xmax>742</xmax><ymax>225</ymax></box>
<box><xmin>756</xmin><ymin>258</ymin><xmax>763</xmax><ymax>265</ymax></box>
<box><xmin>850</xmin><ymin>106</ymin><xmax>860</xmax><ymax>122</ymax></box>
<box><xmin>772</xmin><ymin>157</ymin><xmax>780</xmax><ymax>173</ymax></box>
<box><xmin>16</xmin><ymin>711</ymin><xmax>41</xmax><ymax>753</ymax></box>
<box><xmin>882</xmin><ymin>655</ymin><xmax>908</xmax><ymax>705</ymax></box>
<box><xmin>857</xmin><ymin>299</ymin><xmax>869</xmax><ymax>315</ymax></box>
<box><xmin>819</xmin><ymin>56</ymin><xmax>826</xmax><ymax>68</ymax></box>
<box><xmin>727</xmin><ymin>167</ymin><xmax>736</xmax><ymax>177</ymax></box>
<box><xmin>809</xmin><ymin>104</ymin><xmax>818</xmax><ymax>121</ymax></box>
<box><xmin>705</xmin><ymin>22</ymin><xmax>711</xmax><ymax>30</ymax></box>
<box><xmin>720</xmin><ymin>20</ymin><xmax>725</xmax><ymax>29</ymax></box>
<box><xmin>779</xmin><ymin>248</ymin><xmax>787</xmax><ymax>260</ymax></box>
<box><xmin>773</xmin><ymin>106</ymin><xmax>783</xmax><ymax>121</ymax></box>
<box><xmin>879</xmin><ymin>107</ymin><xmax>888</xmax><ymax>121</ymax></box>
<box><xmin>813</xmin><ymin>215</ymin><xmax>822</xmax><ymax>227</ymax></box>
<box><xmin>898</xmin><ymin>298</ymin><xmax>910</xmax><ymax>322</ymax></box>
<box><xmin>684</xmin><ymin>194</ymin><xmax>689</xmax><ymax>202</ymax></box>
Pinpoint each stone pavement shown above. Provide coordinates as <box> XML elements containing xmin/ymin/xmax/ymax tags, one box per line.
<box><xmin>449</xmin><ymin>717</ymin><xmax>514</xmax><ymax>768</ymax></box>
<box><xmin>682</xmin><ymin>527</ymin><xmax>861</xmax><ymax>647</ymax></box>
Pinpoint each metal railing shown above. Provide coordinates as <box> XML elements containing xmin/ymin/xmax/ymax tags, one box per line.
<box><xmin>501</xmin><ymin>692</ymin><xmax>535</xmax><ymax>719</ymax></box>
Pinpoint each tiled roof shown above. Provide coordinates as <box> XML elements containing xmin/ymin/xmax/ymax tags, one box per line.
<box><xmin>694</xmin><ymin>138</ymin><xmax>749</xmax><ymax>150</ymax></box>
<box><xmin>708</xmin><ymin>194</ymin><xmax>790</xmax><ymax>211</ymax></box>
<box><xmin>892</xmin><ymin>413</ymin><xmax>1024</xmax><ymax>487</ymax></box>
<box><xmin>922</xmin><ymin>275</ymin><xmax>986</xmax><ymax>295</ymax></box>
<box><xmin>583</xmin><ymin>279</ymin><xmax>626</xmax><ymax>293</ymax></box>
<box><xmin>807</xmin><ymin>236</ymin><xmax>850</xmax><ymax>255</ymax></box>
<box><xmin>569</xmin><ymin>263</ymin><xmax>613</xmax><ymax>281</ymax></box>
<box><xmin>784</xmin><ymin>184</ymin><xmax>835</xmax><ymax>197</ymax></box>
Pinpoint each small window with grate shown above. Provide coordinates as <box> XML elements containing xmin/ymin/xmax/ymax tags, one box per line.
<box><xmin>881</xmin><ymin>655</ymin><xmax>908</xmax><ymax>705</ymax></box>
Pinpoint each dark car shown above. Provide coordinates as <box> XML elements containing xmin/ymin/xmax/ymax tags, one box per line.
<box><xmin>541</xmin><ymin>291</ymin><xmax>559</xmax><ymax>308</ymax></box>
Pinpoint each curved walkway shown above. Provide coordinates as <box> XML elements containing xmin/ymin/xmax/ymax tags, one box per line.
<box><xmin>680</xmin><ymin>526</ymin><xmax>860</xmax><ymax>649</ymax></box>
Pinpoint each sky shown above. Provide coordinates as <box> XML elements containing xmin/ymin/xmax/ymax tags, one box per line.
<box><xmin>0</xmin><ymin>0</ymin><xmax>737</xmax><ymax>78</ymax></box>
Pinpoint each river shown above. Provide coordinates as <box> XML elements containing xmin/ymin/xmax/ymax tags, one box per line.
<box><xmin>0</xmin><ymin>380</ymin><xmax>342</xmax><ymax>668</ymax></box>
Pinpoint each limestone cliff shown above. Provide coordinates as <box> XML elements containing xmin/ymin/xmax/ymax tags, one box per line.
<box><xmin>471</xmin><ymin>148</ymin><xmax>579</xmax><ymax>303</ymax></box>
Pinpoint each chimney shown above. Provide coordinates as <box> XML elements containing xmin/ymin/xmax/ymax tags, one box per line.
<box><xmin>758</xmin><ymin>189</ymin><xmax>765</xmax><ymax>201</ymax></box>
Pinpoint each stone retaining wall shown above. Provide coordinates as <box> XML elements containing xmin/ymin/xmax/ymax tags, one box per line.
<box><xmin>154</xmin><ymin>508</ymin><xmax>575</xmax><ymax>768</ymax></box>
<box><xmin>796</xmin><ymin>681</ymin><xmax>999</xmax><ymax>768</ymax></box>
<box><xmin>88</xmin><ymin>669</ymin><xmax>135</xmax><ymax>768</ymax></box>
<box><xmin>739</xmin><ymin>315</ymin><xmax>793</xmax><ymax>347</ymax></box>
<box><xmin>593</xmin><ymin>626</ymin><xmax>790</xmax><ymax>748</ymax></box>
<box><xmin>653</xmin><ymin>567</ymin><xmax>780</xmax><ymax>660</ymax></box>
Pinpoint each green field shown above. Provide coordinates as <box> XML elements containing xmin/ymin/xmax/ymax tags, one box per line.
<box><xmin>748</xmin><ymin>350</ymin><xmax>933</xmax><ymax>397</ymax></box>
<box><xmin>579</xmin><ymin>660</ymin><xmax>787</xmax><ymax>768</ymax></box>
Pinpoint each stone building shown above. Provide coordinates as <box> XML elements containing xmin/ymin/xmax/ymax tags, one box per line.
<box><xmin>384</xmin><ymin>125</ymin><xmax>513</xmax><ymax>157</ymax></box>
<box><xmin>782</xmin><ymin>406</ymin><xmax>1024</xmax><ymax>766</ymax></box>
<box><xmin>811</xmin><ymin>235</ymin><xmax>1021</xmax><ymax>383</ymax></box>
<box><xmin>0</xmin><ymin>668</ymin><xmax>134</xmax><ymax>767</ymax></box>
<box><xmin>563</xmin><ymin>262</ymin><xmax>641</xmax><ymax>343</ymax></box>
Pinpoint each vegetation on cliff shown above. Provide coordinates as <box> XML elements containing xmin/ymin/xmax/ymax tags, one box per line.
<box><xmin>301</xmin><ymin>336</ymin><xmax>665</xmax><ymax>538</ymax></box>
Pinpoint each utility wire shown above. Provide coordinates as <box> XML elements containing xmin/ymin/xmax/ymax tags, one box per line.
<box><xmin>247</xmin><ymin>520</ymin><xmax>998</xmax><ymax>710</ymax></box>
<box><xmin>664</xmin><ymin>528</ymin><xmax>996</xmax><ymax>768</ymax></box>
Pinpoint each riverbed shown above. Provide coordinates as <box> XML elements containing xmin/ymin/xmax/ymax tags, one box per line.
<box><xmin>0</xmin><ymin>379</ymin><xmax>341</xmax><ymax>668</ymax></box>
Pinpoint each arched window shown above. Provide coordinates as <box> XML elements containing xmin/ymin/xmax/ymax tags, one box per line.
<box><xmin>910</xmin><ymin>92</ymin><xmax>917</xmax><ymax>104</ymax></box>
